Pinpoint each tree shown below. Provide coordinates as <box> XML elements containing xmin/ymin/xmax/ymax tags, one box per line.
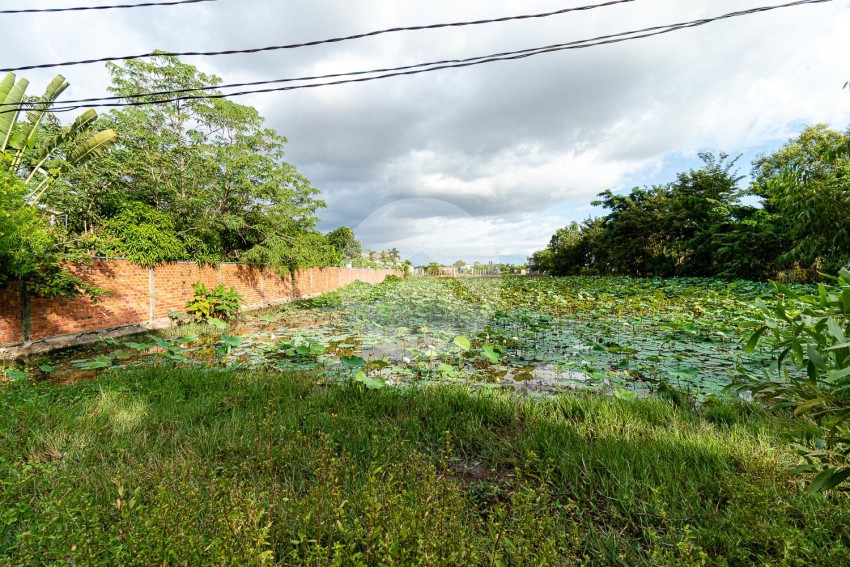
<box><xmin>327</xmin><ymin>226</ymin><xmax>362</xmax><ymax>260</ymax></box>
<box><xmin>98</xmin><ymin>202</ymin><xmax>187</xmax><ymax>267</ymax></box>
<box><xmin>543</xmin><ymin>221</ymin><xmax>591</xmax><ymax>276</ymax></box>
<box><xmin>0</xmin><ymin>73</ymin><xmax>115</xmax><ymax>297</ymax></box>
<box><xmin>51</xmin><ymin>54</ymin><xmax>333</xmax><ymax>273</ymax></box>
<box><xmin>592</xmin><ymin>185</ymin><xmax>675</xmax><ymax>276</ymax></box>
<box><xmin>1</xmin><ymin>73</ymin><xmax>116</xmax><ymax>203</ymax></box>
<box><xmin>664</xmin><ymin>152</ymin><xmax>744</xmax><ymax>276</ymax></box>
<box><xmin>753</xmin><ymin>125</ymin><xmax>850</xmax><ymax>273</ymax></box>
<box><xmin>528</xmin><ymin>249</ymin><xmax>553</xmax><ymax>273</ymax></box>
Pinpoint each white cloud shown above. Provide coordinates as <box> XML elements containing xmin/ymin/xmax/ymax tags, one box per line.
<box><xmin>2</xmin><ymin>0</ymin><xmax>849</xmax><ymax>262</ymax></box>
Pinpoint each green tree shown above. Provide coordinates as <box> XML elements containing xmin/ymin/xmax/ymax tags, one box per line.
<box><xmin>592</xmin><ymin>185</ymin><xmax>675</xmax><ymax>276</ymax></box>
<box><xmin>52</xmin><ymin>54</ymin><xmax>332</xmax><ymax>273</ymax></box>
<box><xmin>0</xmin><ymin>73</ymin><xmax>115</xmax><ymax>297</ymax></box>
<box><xmin>665</xmin><ymin>152</ymin><xmax>744</xmax><ymax>276</ymax></box>
<box><xmin>543</xmin><ymin>221</ymin><xmax>592</xmax><ymax>276</ymax></box>
<box><xmin>98</xmin><ymin>202</ymin><xmax>187</xmax><ymax>267</ymax></box>
<box><xmin>327</xmin><ymin>226</ymin><xmax>362</xmax><ymax>260</ymax></box>
<box><xmin>753</xmin><ymin>125</ymin><xmax>850</xmax><ymax>273</ymax></box>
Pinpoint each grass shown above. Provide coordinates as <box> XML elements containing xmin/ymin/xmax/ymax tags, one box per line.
<box><xmin>2</xmin><ymin>368</ymin><xmax>850</xmax><ymax>565</ymax></box>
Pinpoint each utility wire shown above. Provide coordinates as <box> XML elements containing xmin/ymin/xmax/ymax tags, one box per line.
<box><xmin>0</xmin><ymin>0</ymin><xmax>636</xmax><ymax>73</ymax></box>
<box><xmin>0</xmin><ymin>0</ymin><xmax>216</xmax><ymax>15</ymax></box>
<box><xmin>0</xmin><ymin>0</ymin><xmax>833</xmax><ymax>115</ymax></box>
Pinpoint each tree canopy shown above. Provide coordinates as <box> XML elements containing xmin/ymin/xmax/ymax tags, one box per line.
<box><xmin>49</xmin><ymin>54</ymin><xmax>340</xmax><ymax>275</ymax></box>
<box><xmin>532</xmin><ymin>127</ymin><xmax>850</xmax><ymax>282</ymax></box>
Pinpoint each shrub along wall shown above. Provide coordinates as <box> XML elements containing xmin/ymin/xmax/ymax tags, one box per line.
<box><xmin>0</xmin><ymin>259</ymin><xmax>399</xmax><ymax>353</ymax></box>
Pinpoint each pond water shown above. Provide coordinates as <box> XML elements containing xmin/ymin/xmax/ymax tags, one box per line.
<box><xmin>12</xmin><ymin>276</ymin><xmax>800</xmax><ymax>399</ymax></box>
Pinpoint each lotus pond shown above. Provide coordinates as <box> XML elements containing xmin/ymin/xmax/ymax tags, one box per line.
<box><xmin>13</xmin><ymin>275</ymin><xmax>810</xmax><ymax>398</ymax></box>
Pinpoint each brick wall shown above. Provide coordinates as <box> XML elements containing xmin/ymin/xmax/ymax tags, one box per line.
<box><xmin>29</xmin><ymin>259</ymin><xmax>151</xmax><ymax>342</ymax></box>
<box><xmin>0</xmin><ymin>260</ymin><xmax>400</xmax><ymax>350</ymax></box>
<box><xmin>0</xmin><ymin>281</ymin><xmax>22</xmax><ymax>346</ymax></box>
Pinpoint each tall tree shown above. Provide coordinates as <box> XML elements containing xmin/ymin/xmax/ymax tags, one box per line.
<box><xmin>327</xmin><ymin>226</ymin><xmax>363</xmax><ymax>260</ymax></box>
<box><xmin>52</xmin><ymin>54</ymin><xmax>335</xmax><ymax>273</ymax></box>
<box><xmin>753</xmin><ymin>125</ymin><xmax>850</xmax><ymax>273</ymax></box>
<box><xmin>665</xmin><ymin>152</ymin><xmax>744</xmax><ymax>276</ymax></box>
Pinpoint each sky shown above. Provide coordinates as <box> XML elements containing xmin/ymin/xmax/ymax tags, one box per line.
<box><xmin>2</xmin><ymin>0</ymin><xmax>849</xmax><ymax>265</ymax></box>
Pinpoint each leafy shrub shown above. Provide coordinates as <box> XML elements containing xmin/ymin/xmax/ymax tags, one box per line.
<box><xmin>186</xmin><ymin>282</ymin><xmax>243</xmax><ymax>322</ymax></box>
<box><xmin>0</xmin><ymin>170</ymin><xmax>100</xmax><ymax>298</ymax></box>
<box><xmin>733</xmin><ymin>269</ymin><xmax>850</xmax><ymax>491</ymax></box>
<box><xmin>99</xmin><ymin>202</ymin><xmax>187</xmax><ymax>267</ymax></box>
<box><xmin>383</xmin><ymin>274</ymin><xmax>402</xmax><ymax>283</ymax></box>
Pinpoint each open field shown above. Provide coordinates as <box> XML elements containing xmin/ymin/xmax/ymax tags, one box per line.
<box><xmin>2</xmin><ymin>366</ymin><xmax>850</xmax><ymax>565</ymax></box>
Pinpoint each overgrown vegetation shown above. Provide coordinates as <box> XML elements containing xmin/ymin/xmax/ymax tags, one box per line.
<box><xmin>185</xmin><ymin>282</ymin><xmax>243</xmax><ymax>323</ymax></box>
<box><xmin>732</xmin><ymin>269</ymin><xmax>850</xmax><ymax>491</ymax></box>
<box><xmin>0</xmin><ymin>57</ymin><xmax>353</xmax><ymax>299</ymax></box>
<box><xmin>0</xmin><ymin>73</ymin><xmax>116</xmax><ymax>297</ymax></box>
<box><xmin>2</xmin><ymin>366</ymin><xmax>849</xmax><ymax>564</ymax></box>
<box><xmin>532</xmin><ymin>127</ymin><xmax>850</xmax><ymax>281</ymax></box>
<box><xmin>53</xmin><ymin>54</ymin><xmax>340</xmax><ymax>275</ymax></box>
<box><xmin>8</xmin><ymin>277</ymin><xmax>793</xmax><ymax>399</ymax></box>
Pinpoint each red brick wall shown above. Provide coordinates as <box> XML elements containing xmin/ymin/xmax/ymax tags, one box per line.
<box><xmin>0</xmin><ymin>281</ymin><xmax>22</xmax><ymax>346</ymax></box>
<box><xmin>30</xmin><ymin>260</ymin><xmax>150</xmax><ymax>342</ymax></box>
<box><xmin>0</xmin><ymin>260</ymin><xmax>400</xmax><ymax>348</ymax></box>
<box><xmin>153</xmin><ymin>263</ymin><xmax>218</xmax><ymax>320</ymax></box>
<box><xmin>221</xmin><ymin>264</ymin><xmax>263</xmax><ymax>306</ymax></box>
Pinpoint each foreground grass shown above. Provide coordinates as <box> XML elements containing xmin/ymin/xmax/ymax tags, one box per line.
<box><xmin>1</xmin><ymin>369</ymin><xmax>849</xmax><ymax>565</ymax></box>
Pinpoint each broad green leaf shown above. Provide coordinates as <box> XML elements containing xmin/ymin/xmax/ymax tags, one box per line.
<box><xmin>807</xmin><ymin>345</ymin><xmax>826</xmax><ymax>369</ymax></box>
<box><xmin>828</xmin><ymin>367</ymin><xmax>850</xmax><ymax>381</ymax></box>
<box><xmin>66</xmin><ymin>128</ymin><xmax>118</xmax><ymax>166</ymax></box>
<box><xmin>221</xmin><ymin>333</ymin><xmax>243</xmax><ymax>347</ymax></box>
<box><xmin>5</xmin><ymin>369</ymin><xmax>26</xmax><ymax>380</ymax></box>
<box><xmin>453</xmin><ymin>336</ymin><xmax>471</xmax><ymax>352</ymax></box>
<box><xmin>341</xmin><ymin>355</ymin><xmax>366</xmax><ymax>369</ymax></box>
<box><xmin>0</xmin><ymin>77</ymin><xmax>28</xmax><ymax>152</ymax></box>
<box><xmin>827</xmin><ymin>318</ymin><xmax>847</xmax><ymax>343</ymax></box>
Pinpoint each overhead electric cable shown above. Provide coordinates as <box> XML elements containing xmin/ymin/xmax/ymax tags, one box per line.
<box><xmin>0</xmin><ymin>0</ymin><xmax>216</xmax><ymax>15</ymax></box>
<box><xmin>0</xmin><ymin>0</ymin><xmax>833</xmax><ymax>115</ymax></box>
<box><xmin>0</xmin><ymin>0</ymin><xmax>636</xmax><ymax>73</ymax></box>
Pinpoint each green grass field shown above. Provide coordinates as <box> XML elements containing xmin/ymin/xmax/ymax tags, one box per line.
<box><xmin>2</xmin><ymin>366</ymin><xmax>850</xmax><ymax>565</ymax></box>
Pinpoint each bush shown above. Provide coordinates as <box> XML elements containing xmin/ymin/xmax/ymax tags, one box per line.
<box><xmin>186</xmin><ymin>282</ymin><xmax>243</xmax><ymax>322</ymax></box>
<box><xmin>99</xmin><ymin>202</ymin><xmax>187</xmax><ymax>267</ymax></box>
<box><xmin>732</xmin><ymin>269</ymin><xmax>850</xmax><ymax>491</ymax></box>
<box><xmin>383</xmin><ymin>274</ymin><xmax>402</xmax><ymax>283</ymax></box>
<box><xmin>0</xmin><ymin>170</ymin><xmax>98</xmax><ymax>298</ymax></box>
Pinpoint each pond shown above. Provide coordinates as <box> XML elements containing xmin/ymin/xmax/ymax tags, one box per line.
<box><xmin>11</xmin><ymin>276</ymin><xmax>803</xmax><ymax>399</ymax></box>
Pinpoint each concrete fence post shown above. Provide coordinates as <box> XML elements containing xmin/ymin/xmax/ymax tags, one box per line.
<box><xmin>149</xmin><ymin>268</ymin><xmax>155</xmax><ymax>324</ymax></box>
<box><xmin>20</xmin><ymin>284</ymin><xmax>31</xmax><ymax>346</ymax></box>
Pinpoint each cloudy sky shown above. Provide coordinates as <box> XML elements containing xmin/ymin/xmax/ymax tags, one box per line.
<box><xmin>2</xmin><ymin>0</ymin><xmax>849</xmax><ymax>264</ymax></box>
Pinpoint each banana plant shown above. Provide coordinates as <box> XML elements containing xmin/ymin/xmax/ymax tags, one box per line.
<box><xmin>0</xmin><ymin>72</ymin><xmax>117</xmax><ymax>204</ymax></box>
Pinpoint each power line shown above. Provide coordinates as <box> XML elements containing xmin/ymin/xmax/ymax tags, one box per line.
<box><xmin>0</xmin><ymin>0</ymin><xmax>637</xmax><ymax>73</ymax></box>
<box><xmin>0</xmin><ymin>0</ymin><xmax>834</xmax><ymax>115</ymax></box>
<box><xmin>0</xmin><ymin>0</ymin><xmax>217</xmax><ymax>15</ymax></box>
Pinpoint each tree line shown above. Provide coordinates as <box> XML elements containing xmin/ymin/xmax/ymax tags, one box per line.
<box><xmin>531</xmin><ymin>125</ymin><xmax>850</xmax><ymax>281</ymax></box>
<box><xmin>1</xmin><ymin>55</ymin><xmax>365</xmax><ymax>297</ymax></box>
